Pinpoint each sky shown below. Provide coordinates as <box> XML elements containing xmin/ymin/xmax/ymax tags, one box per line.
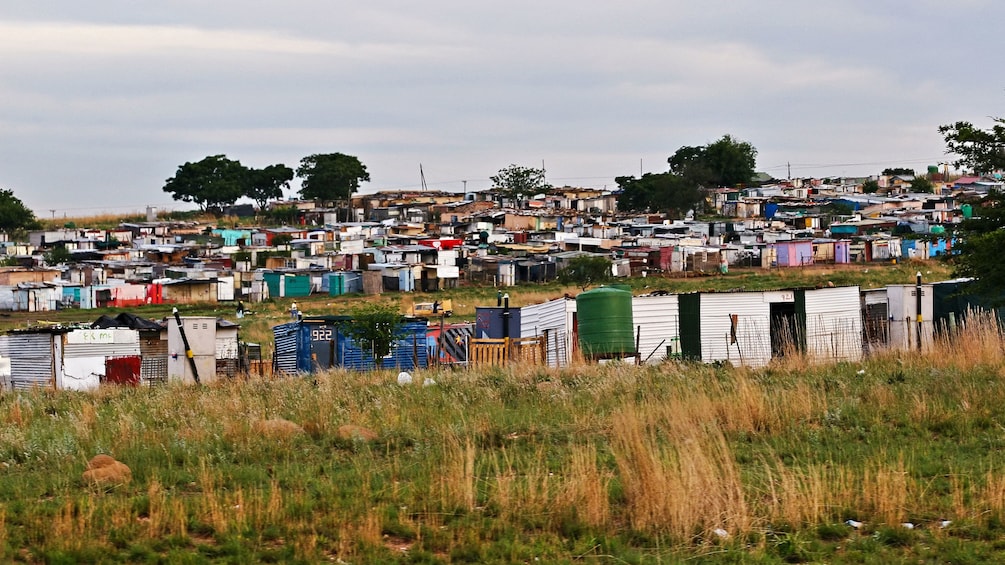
<box><xmin>1</xmin><ymin>1</ymin><xmax>1002</xmax><ymax>217</ymax></box>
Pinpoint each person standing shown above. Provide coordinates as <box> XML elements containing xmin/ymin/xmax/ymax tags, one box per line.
<box><xmin>290</xmin><ymin>301</ymin><xmax>299</xmax><ymax>320</ymax></box>
<box><xmin>236</xmin><ymin>301</ymin><xmax>245</xmax><ymax>319</ymax></box>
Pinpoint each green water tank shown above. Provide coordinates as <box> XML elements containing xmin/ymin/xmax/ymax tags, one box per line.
<box><xmin>577</xmin><ymin>287</ymin><xmax>635</xmax><ymax>358</ymax></box>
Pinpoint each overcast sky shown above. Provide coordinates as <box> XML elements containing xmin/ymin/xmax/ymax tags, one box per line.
<box><xmin>2</xmin><ymin>1</ymin><xmax>1002</xmax><ymax>217</ymax></box>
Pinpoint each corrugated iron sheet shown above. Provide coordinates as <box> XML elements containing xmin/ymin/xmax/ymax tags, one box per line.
<box><xmin>520</xmin><ymin>298</ymin><xmax>573</xmax><ymax>367</ymax></box>
<box><xmin>272</xmin><ymin>322</ymin><xmax>299</xmax><ymax>376</ymax></box>
<box><xmin>632</xmin><ymin>295</ymin><xmax>680</xmax><ymax>364</ymax></box>
<box><xmin>700</xmin><ymin>293</ymin><xmax>772</xmax><ymax>367</ymax></box>
<box><xmin>140</xmin><ymin>335</ymin><xmax>168</xmax><ymax>386</ymax></box>
<box><xmin>0</xmin><ymin>333</ymin><xmax>55</xmax><ymax>390</ymax></box>
<box><xmin>801</xmin><ymin>286</ymin><xmax>863</xmax><ymax>362</ymax></box>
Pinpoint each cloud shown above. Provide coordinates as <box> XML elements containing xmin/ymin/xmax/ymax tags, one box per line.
<box><xmin>0</xmin><ymin>20</ymin><xmax>467</xmax><ymax>61</ymax></box>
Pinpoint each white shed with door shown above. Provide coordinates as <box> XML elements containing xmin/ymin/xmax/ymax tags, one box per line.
<box><xmin>678</xmin><ymin>291</ymin><xmax>782</xmax><ymax>368</ymax></box>
<box><xmin>520</xmin><ymin>297</ymin><xmax>576</xmax><ymax>367</ymax></box>
<box><xmin>62</xmin><ymin>328</ymin><xmax>141</xmax><ymax>391</ymax></box>
<box><xmin>632</xmin><ymin>294</ymin><xmax>680</xmax><ymax>363</ymax></box>
<box><xmin>887</xmin><ymin>284</ymin><xmax>934</xmax><ymax>351</ymax></box>
<box><xmin>800</xmin><ymin>286</ymin><xmax>863</xmax><ymax>362</ymax></box>
<box><xmin>167</xmin><ymin>316</ymin><xmax>219</xmax><ymax>384</ymax></box>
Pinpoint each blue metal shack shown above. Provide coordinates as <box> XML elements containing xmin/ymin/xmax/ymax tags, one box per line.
<box><xmin>273</xmin><ymin>316</ymin><xmax>428</xmax><ymax>375</ymax></box>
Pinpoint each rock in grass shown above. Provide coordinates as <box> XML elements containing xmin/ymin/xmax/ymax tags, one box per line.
<box><xmin>337</xmin><ymin>424</ymin><xmax>379</xmax><ymax>442</ymax></box>
<box><xmin>82</xmin><ymin>454</ymin><xmax>132</xmax><ymax>487</ymax></box>
<box><xmin>252</xmin><ymin>418</ymin><xmax>306</xmax><ymax>439</ymax></box>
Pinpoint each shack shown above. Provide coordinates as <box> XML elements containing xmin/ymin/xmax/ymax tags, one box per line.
<box><xmin>272</xmin><ymin>316</ymin><xmax>428</xmax><ymax>374</ymax></box>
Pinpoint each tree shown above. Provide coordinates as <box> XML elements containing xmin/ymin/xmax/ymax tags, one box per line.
<box><xmin>951</xmin><ymin>194</ymin><xmax>1005</xmax><ymax>301</ymax></box>
<box><xmin>861</xmin><ymin>180</ymin><xmax>881</xmax><ymax>194</ymax></box>
<box><xmin>163</xmin><ymin>155</ymin><xmax>247</xmax><ymax>214</ymax></box>
<box><xmin>939</xmin><ymin>117</ymin><xmax>1005</xmax><ymax>300</ymax></box>
<box><xmin>615</xmin><ymin>173</ymin><xmax>702</xmax><ymax>217</ymax></box>
<box><xmin>490</xmin><ymin>164</ymin><xmax>551</xmax><ymax>204</ymax></box>
<box><xmin>246</xmin><ymin>164</ymin><xmax>293</xmax><ymax>210</ymax></box>
<box><xmin>344</xmin><ymin>302</ymin><xmax>405</xmax><ymax>364</ymax></box>
<box><xmin>296</xmin><ymin>153</ymin><xmax>369</xmax><ymax>205</ymax></box>
<box><xmin>909</xmin><ymin>177</ymin><xmax>934</xmax><ymax>193</ymax></box>
<box><xmin>668</xmin><ymin>134</ymin><xmax>757</xmax><ymax>187</ymax></box>
<box><xmin>882</xmin><ymin>167</ymin><xmax>915</xmax><ymax>176</ymax></box>
<box><xmin>938</xmin><ymin>119</ymin><xmax>1005</xmax><ymax>174</ymax></box>
<box><xmin>558</xmin><ymin>255</ymin><xmax>612</xmax><ymax>290</ymax></box>
<box><xmin>44</xmin><ymin>245</ymin><xmax>72</xmax><ymax>266</ymax></box>
<box><xmin>0</xmin><ymin>189</ymin><xmax>40</xmax><ymax>235</ymax></box>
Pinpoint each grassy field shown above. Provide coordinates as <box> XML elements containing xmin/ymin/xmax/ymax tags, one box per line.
<box><xmin>0</xmin><ymin>309</ymin><xmax>1003</xmax><ymax>563</ymax></box>
<box><xmin>6</xmin><ymin>260</ymin><xmax>1005</xmax><ymax>562</ymax></box>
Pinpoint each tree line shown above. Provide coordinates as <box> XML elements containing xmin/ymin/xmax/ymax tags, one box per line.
<box><xmin>163</xmin><ymin>153</ymin><xmax>370</xmax><ymax>216</ymax></box>
<box><xmin>616</xmin><ymin>134</ymin><xmax>758</xmax><ymax>217</ymax></box>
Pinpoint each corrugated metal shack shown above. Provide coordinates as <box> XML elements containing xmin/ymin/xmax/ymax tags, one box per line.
<box><xmin>678</xmin><ymin>286</ymin><xmax>863</xmax><ymax>367</ymax></box>
<box><xmin>273</xmin><ymin>316</ymin><xmax>428</xmax><ymax>375</ymax></box>
<box><xmin>92</xmin><ymin>312</ymin><xmax>168</xmax><ymax>386</ymax></box>
<box><xmin>0</xmin><ymin>324</ymin><xmax>156</xmax><ymax>391</ymax></box>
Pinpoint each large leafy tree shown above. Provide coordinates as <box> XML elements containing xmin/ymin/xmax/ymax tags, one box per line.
<box><xmin>0</xmin><ymin>189</ymin><xmax>40</xmax><ymax>235</ymax></box>
<box><xmin>938</xmin><ymin>118</ymin><xmax>1005</xmax><ymax>175</ymax></box>
<box><xmin>344</xmin><ymin>302</ymin><xmax>405</xmax><ymax>364</ymax></box>
<box><xmin>909</xmin><ymin>177</ymin><xmax>934</xmax><ymax>193</ymax></box>
<box><xmin>558</xmin><ymin>255</ymin><xmax>612</xmax><ymax>290</ymax></box>
<box><xmin>615</xmin><ymin>173</ymin><xmax>701</xmax><ymax>218</ymax></box>
<box><xmin>952</xmin><ymin>195</ymin><xmax>1005</xmax><ymax>300</ymax></box>
<box><xmin>940</xmin><ymin>117</ymin><xmax>1005</xmax><ymax>300</ymax></box>
<box><xmin>246</xmin><ymin>164</ymin><xmax>294</xmax><ymax>210</ymax></box>
<box><xmin>668</xmin><ymin>134</ymin><xmax>758</xmax><ymax>187</ymax></box>
<box><xmin>490</xmin><ymin>164</ymin><xmax>551</xmax><ymax>204</ymax></box>
<box><xmin>163</xmin><ymin>155</ymin><xmax>247</xmax><ymax>213</ymax></box>
<box><xmin>296</xmin><ymin>153</ymin><xmax>370</xmax><ymax>204</ymax></box>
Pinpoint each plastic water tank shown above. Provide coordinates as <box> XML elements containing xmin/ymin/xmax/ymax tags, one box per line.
<box><xmin>576</xmin><ymin>287</ymin><xmax>635</xmax><ymax>358</ymax></box>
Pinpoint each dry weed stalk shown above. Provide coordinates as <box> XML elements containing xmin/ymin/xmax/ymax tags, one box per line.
<box><xmin>439</xmin><ymin>434</ymin><xmax>477</xmax><ymax>512</ymax></box>
<box><xmin>51</xmin><ymin>498</ymin><xmax>94</xmax><ymax>550</ymax></box>
<box><xmin>862</xmin><ymin>454</ymin><xmax>909</xmax><ymax>525</ymax></box>
<box><xmin>556</xmin><ymin>442</ymin><xmax>611</xmax><ymax>528</ymax></box>
<box><xmin>609</xmin><ymin>404</ymin><xmax>749</xmax><ymax>539</ymax></box>
<box><xmin>929</xmin><ymin>310</ymin><xmax>1004</xmax><ymax>370</ymax></box>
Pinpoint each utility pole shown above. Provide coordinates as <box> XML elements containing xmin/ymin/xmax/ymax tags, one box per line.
<box><xmin>915</xmin><ymin>271</ymin><xmax>923</xmax><ymax>351</ymax></box>
<box><xmin>787</xmin><ymin>162</ymin><xmax>791</xmax><ymax>180</ymax></box>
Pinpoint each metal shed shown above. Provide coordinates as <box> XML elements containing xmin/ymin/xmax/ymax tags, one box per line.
<box><xmin>679</xmin><ymin>287</ymin><xmax>864</xmax><ymax>367</ymax></box>
<box><xmin>887</xmin><ymin>284</ymin><xmax>934</xmax><ymax>350</ymax></box>
<box><xmin>520</xmin><ymin>297</ymin><xmax>575</xmax><ymax>367</ymax></box>
<box><xmin>62</xmin><ymin>328</ymin><xmax>142</xmax><ymax>390</ymax></box>
<box><xmin>679</xmin><ymin>291</ymin><xmax>775</xmax><ymax>367</ymax></box>
<box><xmin>632</xmin><ymin>293</ymin><xmax>681</xmax><ymax>364</ymax></box>
<box><xmin>799</xmin><ymin>286</ymin><xmax>863</xmax><ymax>362</ymax></box>
<box><xmin>272</xmin><ymin>317</ymin><xmax>428</xmax><ymax>374</ymax></box>
<box><xmin>0</xmin><ymin>330</ymin><xmax>62</xmax><ymax>391</ymax></box>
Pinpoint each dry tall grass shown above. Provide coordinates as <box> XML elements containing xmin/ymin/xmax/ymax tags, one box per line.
<box><xmin>6</xmin><ymin>314</ymin><xmax>1005</xmax><ymax>560</ymax></box>
<box><xmin>609</xmin><ymin>403</ymin><xmax>750</xmax><ymax>539</ymax></box>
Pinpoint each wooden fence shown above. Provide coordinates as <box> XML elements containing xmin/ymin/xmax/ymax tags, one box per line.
<box><xmin>468</xmin><ymin>336</ymin><xmax>546</xmax><ymax>367</ymax></box>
